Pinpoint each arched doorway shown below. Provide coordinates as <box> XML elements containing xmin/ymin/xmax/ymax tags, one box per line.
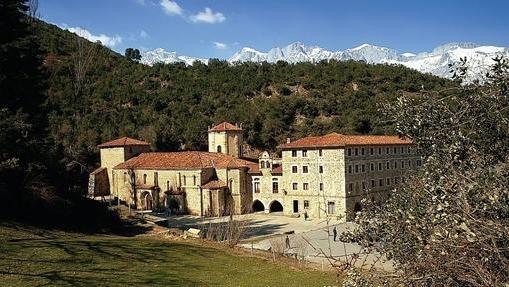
<box><xmin>252</xmin><ymin>200</ymin><xmax>265</xmax><ymax>212</ymax></box>
<box><xmin>143</xmin><ymin>192</ymin><xmax>153</xmax><ymax>211</ymax></box>
<box><xmin>269</xmin><ymin>200</ymin><xmax>283</xmax><ymax>212</ymax></box>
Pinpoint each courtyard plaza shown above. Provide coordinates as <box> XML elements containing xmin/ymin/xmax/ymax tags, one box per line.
<box><xmin>143</xmin><ymin>211</ymin><xmax>392</xmax><ymax>271</ymax></box>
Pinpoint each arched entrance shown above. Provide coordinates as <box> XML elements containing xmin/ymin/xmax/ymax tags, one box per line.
<box><xmin>269</xmin><ymin>200</ymin><xmax>283</xmax><ymax>212</ymax></box>
<box><xmin>142</xmin><ymin>192</ymin><xmax>153</xmax><ymax>211</ymax></box>
<box><xmin>252</xmin><ymin>200</ymin><xmax>265</xmax><ymax>212</ymax></box>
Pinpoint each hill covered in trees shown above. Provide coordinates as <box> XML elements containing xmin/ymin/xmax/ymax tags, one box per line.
<box><xmin>10</xmin><ymin>18</ymin><xmax>452</xmax><ymax>204</ymax></box>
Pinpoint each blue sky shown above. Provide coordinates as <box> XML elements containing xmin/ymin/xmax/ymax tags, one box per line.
<box><xmin>39</xmin><ymin>0</ymin><xmax>509</xmax><ymax>58</ymax></box>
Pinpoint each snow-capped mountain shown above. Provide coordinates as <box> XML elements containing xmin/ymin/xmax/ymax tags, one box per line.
<box><xmin>141</xmin><ymin>42</ymin><xmax>509</xmax><ymax>81</ymax></box>
<box><xmin>141</xmin><ymin>48</ymin><xmax>208</xmax><ymax>66</ymax></box>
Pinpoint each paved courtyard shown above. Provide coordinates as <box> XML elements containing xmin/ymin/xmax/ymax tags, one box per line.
<box><xmin>144</xmin><ymin>212</ymin><xmax>392</xmax><ymax>270</ymax></box>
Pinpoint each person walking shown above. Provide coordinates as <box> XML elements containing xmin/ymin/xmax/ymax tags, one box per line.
<box><xmin>285</xmin><ymin>235</ymin><xmax>291</xmax><ymax>249</ymax></box>
<box><xmin>333</xmin><ymin>226</ymin><xmax>337</xmax><ymax>242</ymax></box>
<box><xmin>304</xmin><ymin>211</ymin><xmax>308</xmax><ymax>221</ymax></box>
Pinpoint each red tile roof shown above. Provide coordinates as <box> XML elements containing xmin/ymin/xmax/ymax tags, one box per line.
<box><xmin>114</xmin><ymin>151</ymin><xmax>253</xmax><ymax>170</ymax></box>
<box><xmin>208</xmin><ymin>122</ymin><xmax>242</xmax><ymax>132</ymax></box>
<box><xmin>278</xmin><ymin>133</ymin><xmax>412</xmax><ymax>149</ymax></box>
<box><xmin>201</xmin><ymin>179</ymin><xmax>228</xmax><ymax>190</ymax></box>
<box><xmin>97</xmin><ymin>137</ymin><xmax>150</xmax><ymax>148</ymax></box>
<box><xmin>247</xmin><ymin>163</ymin><xmax>282</xmax><ymax>175</ymax></box>
<box><xmin>271</xmin><ymin>164</ymin><xmax>283</xmax><ymax>174</ymax></box>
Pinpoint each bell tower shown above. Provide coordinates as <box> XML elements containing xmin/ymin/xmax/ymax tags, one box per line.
<box><xmin>208</xmin><ymin>122</ymin><xmax>243</xmax><ymax>158</ymax></box>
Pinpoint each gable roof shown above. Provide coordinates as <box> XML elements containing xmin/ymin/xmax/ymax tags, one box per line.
<box><xmin>278</xmin><ymin>133</ymin><xmax>412</xmax><ymax>149</ymax></box>
<box><xmin>208</xmin><ymin>122</ymin><xmax>243</xmax><ymax>132</ymax></box>
<box><xmin>201</xmin><ymin>179</ymin><xmax>228</xmax><ymax>190</ymax></box>
<box><xmin>114</xmin><ymin>151</ymin><xmax>253</xmax><ymax>170</ymax></box>
<box><xmin>97</xmin><ymin>137</ymin><xmax>150</xmax><ymax>148</ymax></box>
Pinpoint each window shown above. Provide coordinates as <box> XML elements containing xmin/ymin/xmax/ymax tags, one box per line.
<box><xmin>183</xmin><ymin>175</ymin><xmax>186</xmax><ymax>185</ymax></box>
<box><xmin>123</xmin><ymin>172</ymin><xmax>127</xmax><ymax>183</ymax></box>
<box><xmin>229</xmin><ymin>179</ymin><xmax>234</xmax><ymax>192</ymax></box>
<box><xmin>401</xmin><ymin>147</ymin><xmax>404</xmax><ymax>154</ymax></box>
<box><xmin>348</xmin><ymin>165</ymin><xmax>352</xmax><ymax>174</ymax></box>
<box><xmin>303</xmin><ymin>183</ymin><xmax>309</xmax><ymax>190</ymax></box>
<box><xmin>261</xmin><ymin>161</ymin><xmax>266</xmax><ymax>168</ymax></box>
<box><xmin>361</xmin><ymin>164</ymin><xmax>365</xmax><ymax>173</ymax></box>
<box><xmin>371</xmin><ymin>179</ymin><xmax>376</xmax><ymax>188</ymax></box>
<box><xmin>349</xmin><ymin>183</ymin><xmax>353</xmax><ymax>192</ymax></box>
<box><xmin>166</xmin><ymin>180</ymin><xmax>170</xmax><ymax>191</ymax></box>
<box><xmin>401</xmin><ymin>160</ymin><xmax>405</xmax><ymax>169</ymax></box>
<box><xmin>193</xmin><ymin>175</ymin><xmax>196</xmax><ymax>185</ymax></box>
<box><xmin>379</xmin><ymin>179</ymin><xmax>384</xmax><ymax>187</ymax></box>
<box><xmin>354</xmin><ymin>148</ymin><xmax>359</xmax><ymax>156</ymax></box>
<box><xmin>319</xmin><ymin>166</ymin><xmax>324</xmax><ymax>173</ymax></box>
<box><xmin>143</xmin><ymin>174</ymin><xmax>147</xmax><ymax>184</ymax></box>
<box><xmin>378</xmin><ymin>147</ymin><xmax>382</xmax><ymax>155</ymax></box>
<box><xmin>361</xmin><ymin>148</ymin><xmax>365</xmax><ymax>156</ymax></box>
<box><xmin>417</xmin><ymin>160</ymin><xmax>422</xmax><ymax>167</ymax></box>
<box><xmin>394</xmin><ymin>147</ymin><xmax>397</xmax><ymax>154</ymax></box>
<box><xmin>347</xmin><ymin>148</ymin><xmax>352</xmax><ymax>156</ymax></box>
<box><xmin>319</xmin><ymin>149</ymin><xmax>323</xmax><ymax>157</ymax></box>
<box><xmin>303</xmin><ymin>166</ymin><xmax>309</xmax><ymax>173</ymax></box>
<box><xmin>370</xmin><ymin>163</ymin><xmax>374</xmax><ymax>172</ymax></box>
<box><xmin>386</xmin><ymin>178</ymin><xmax>391</xmax><ymax>185</ymax></box>
<box><xmin>292</xmin><ymin>166</ymin><xmax>298</xmax><ymax>173</ymax></box>
<box><xmin>370</xmin><ymin>148</ymin><xmax>374</xmax><ymax>155</ymax></box>
<box><xmin>304</xmin><ymin>200</ymin><xmax>309</xmax><ymax>209</ymax></box>
<box><xmin>253</xmin><ymin>178</ymin><xmax>260</xmax><ymax>193</ymax></box>
<box><xmin>154</xmin><ymin>172</ymin><xmax>158</xmax><ymax>186</ymax></box>
<box><xmin>292</xmin><ymin>150</ymin><xmax>297</xmax><ymax>157</ymax></box>
<box><xmin>394</xmin><ymin>161</ymin><xmax>398</xmax><ymax>169</ymax></box>
<box><xmin>319</xmin><ymin>182</ymin><xmax>324</xmax><ymax>191</ymax></box>
<box><xmin>302</xmin><ymin>150</ymin><xmax>308</xmax><ymax>157</ymax></box>
<box><xmin>327</xmin><ymin>201</ymin><xmax>336</xmax><ymax>214</ymax></box>
<box><xmin>378</xmin><ymin>162</ymin><xmax>382</xmax><ymax>171</ymax></box>
<box><xmin>292</xmin><ymin>182</ymin><xmax>298</xmax><ymax>190</ymax></box>
<box><xmin>408</xmin><ymin>160</ymin><xmax>412</xmax><ymax>167</ymax></box>
<box><xmin>272</xmin><ymin>181</ymin><xmax>279</xmax><ymax>193</ymax></box>
<box><xmin>266</xmin><ymin>161</ymin><xmax>271</xmax><ymax>168</ymax></box>
<box><xmin>386</xmin><ymin>161</ymin><xmax>390</xmax><ymax>170</ymax></box>
<box><xmin>217</xmin><ymin>145</ymin><xmax>222</xmax><ymax>153</ymax></box>
<box><xmin>386</xmin><ymin>147</ymin><xmax>390</xmax><ymax>154</ymax></box>
<box><xmin>355</xmin><ymin>165</ymin><xmax>359</xmax><ymax>173</ymax></box>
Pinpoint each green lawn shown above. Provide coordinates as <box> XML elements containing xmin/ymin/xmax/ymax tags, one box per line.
<box><xmin>0</xmin><ymin>223</ymin><xmax>336</xmax><ymax>287</ymax></box>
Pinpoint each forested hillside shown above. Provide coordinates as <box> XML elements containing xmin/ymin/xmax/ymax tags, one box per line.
<box><xmin>26</xmin><ymin>20</ymin><xmax>453</xmax><ymax>199</ymax></box>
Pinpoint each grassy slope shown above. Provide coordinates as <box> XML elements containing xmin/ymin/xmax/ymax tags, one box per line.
<box><xmin>0</xmin><ymin>223</ymin><xmax>335</xmax><ymax>287</ymax></box>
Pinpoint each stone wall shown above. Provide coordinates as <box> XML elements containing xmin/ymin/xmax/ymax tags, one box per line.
<box><xmin>281</xmin><ymin>148</ymin><xmax>346</xmax><ymax>220</ymax></box>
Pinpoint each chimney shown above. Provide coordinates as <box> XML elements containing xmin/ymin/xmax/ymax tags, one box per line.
<box><xmin>286</xmin><ymin>137</ymin><xmax>291</xmax><ymax>144</ymax></box>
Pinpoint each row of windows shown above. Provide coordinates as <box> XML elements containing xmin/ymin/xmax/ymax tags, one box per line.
<box><xmin>348</xmin><ymin>176</ymin><xmax>407</xmax><ymax>192</ymax></box>
<box><xmin>347</xmin><ymin>146</ymin><xmax>414</xmax><ymax>157</ymax></box>
<box><xmin>291</xmin><ymin>165</ymin><xmax>324</xmax><ymax>174</ymax></box>
<box><xmin>291</xmin><ymin>182</ymin><xmax>324</xmax><ymax>191</ymax></box>
<box><xmin>347</xmin><ymin>159</ymin><xmax>421</xmax><ymax>174</ymax></box>
<box><xmin>253</xmin><ymin>178</ymin><xmax>279</xmax><ymax>193</ymax></box>
<box><xmin>291</xmin><ymin>149</ymin><xmax>323</xmax><ymax>157</ymax></box>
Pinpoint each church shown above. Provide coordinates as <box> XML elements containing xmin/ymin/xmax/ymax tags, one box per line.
<box><xmin>89</xmin><ymin>122</ymin><xmax>419</xmax><ymax>220</ymax></box>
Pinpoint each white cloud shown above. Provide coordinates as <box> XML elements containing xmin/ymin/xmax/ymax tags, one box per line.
<box><xmin>190</xmin><ymin>8</ymin><xmax>225</xmax><ymax>24</ymax></box>
<box><xmin>65</xmin><ymin>27</ymin><xmax>122</xmax><ymax>47</ymax></box>
<box><xmin>140</xmin><ymin>30</ymin><xmax>149</xmax><ymax>38</ymax></box>
<box><xmin>135</xmin><ymin>0</ymin><xmax>146</xmax><ymax>5</ymax></box>
<box><xmin>213</xmin><ymin>42</ymin><xmax>228</xmax><ymax>50</ymax></box>
<box><xmin>160</xmin><ymin>0</ymin><xmax>182</xmax><ymax>15</ymax></box>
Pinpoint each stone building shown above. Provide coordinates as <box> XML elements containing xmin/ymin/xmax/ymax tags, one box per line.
<box><xmin>89</xmin><ymin>122</ymin><xmax>419</xmax><ymax>221</ymax></box>
<box><xmin>274</xmin><ymin>133</ymin><xmax>419</xmax><ymax>220</ymax></box>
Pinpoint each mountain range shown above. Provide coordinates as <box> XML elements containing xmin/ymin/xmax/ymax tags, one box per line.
<box><xmin>141</xmin><ymin>42</ymin><xmax>509</xmax><ymax>80</ymax></box>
